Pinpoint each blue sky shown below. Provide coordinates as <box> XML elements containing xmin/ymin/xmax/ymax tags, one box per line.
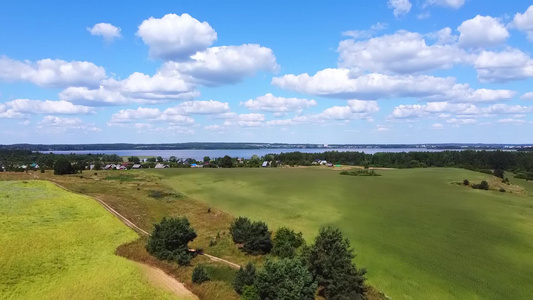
<box><xmin>1</xmin><ymin>0</ymin><xmax>533</xmax><ymax>144</ymax></box>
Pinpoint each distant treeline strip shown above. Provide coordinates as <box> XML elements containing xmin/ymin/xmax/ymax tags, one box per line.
<box><xmin>269</xmin><ymin>150</ymin><xmax>533</xmax><ymax>173</ymax></box>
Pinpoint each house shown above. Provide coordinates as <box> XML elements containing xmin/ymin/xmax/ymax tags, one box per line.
<box><xmin>89</xmin><ymin>164</ymin><xmax>95</xmax><ymax>170</ymax></box>
<box><xmin>30</xmin><ymin>163</ymin><xmax>39</xmax><ymax>169</ymax></box>
<box><xmin>320</xmin><ymin>160</ymin><xmax>328</xmax><ymax>165</ymax></box>
<box><xmin>262</xmin><ymin>161</ymin><xmax>269</xmax><ymax>167</ymax></box>
<box><xmin>154</xmin><ymin>163</ymin><xmax>169</xmax><ymax>169</ymax></box>
<box><xmin>117</xmin><ymin>165</ymin><xmax>127</xmax><ymax>170</ymax></box>
<box><xmin>191</xmin><ymin>164</ymin><xmax>203</xmax><ymax>168</ymax></box>
<box><xmin>131</xmin><ymin>164</ymin><xmax>142</xmax><ymax>169</ymax></box>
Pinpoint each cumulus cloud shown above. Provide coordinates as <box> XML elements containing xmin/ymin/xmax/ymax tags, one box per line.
<box><xmin>338</xmin><ymin>30</ymin><xmax>468</xmax><ymax>74</ymax></box>
<box><xmin>473</xmin><ymin>48</ymin><xmax>533</xmax><ymax>82</ymax></box>
<box><xmin>87</xmin><ymin>23</ymin><xmax>121</xmax><ymax>42</ymax></box>
<box><xmin>241</xmin><ymin>93</ymin><xmax>317</xmax><ymax>113</ymax></box>
<box><xmin>390</xmin><ymin>102</ymin><xmax>533</xmax><ymax>120</ymax></box>
<box><xmin>163</xmin><ymin>100</ymin><xmax>230</xmax><ymax>115</ymax></box>
<box><xmin>136</xmin><ymin>13</ymin><xmax>217</xmax><ymax>61</ymax></box>
<box><xmin>388</xmin><ymin>0</ymin><xmax>412</xmax><ymax>17</ymax></box>
<box><xmin>498</xmin><ymin>118</ymin><xmax>526</xmax><ymax>124</ymax></box>
<box><xmin>431</xmin><ymin>123</ymin><xmax>444</xmax><ymax>129</ymax></box>
<box><xmin>265</xmin><ymin>100</ymin><xmax>379</xmax><ymax>126</ymax></box>
<box><xmin>446</xmin><ymin>118</ymin><xmax>477</xmax><ymax>125</ymax></box>
<box><xmin>0</xmin><ymin>104</ymin><xmax>26</xmax><ymax>119</ymax></box>
<box><xmin>511</xmin><ymin>5</ymin><xmax>533</xmax><ymax>41</ymax></box>
<box><xmin>342</xmin><ymin>22</ymin><xmax>388</xmax><ymax>39</ymax></box>
<box><xmin>457</xmin><ymin>15</ymin><xmax>509</xmax><ymax>48</ymax></box>
<box><xmin>424</xmin><ymin>0</ymin><xmax>465</xmax><ymax>9</ymax></box>
<box><xmin>521</xmin><ymin>92</ymin><xmax>533</xmax><ymax>100</ymax></box>
<box><xmin>0</xmin><ymin>56</ymin><xmax>106</xmax><ymax>88</ymax></box>
<box><xmin>271</xmin><ymin>68</ymin><xmax>514</xmax><ymax>102</ymax></box>
<box><xmin>37</xmin><ymin>116</ymin><xmax>101</xmax><ymax>132</ymax></box>
<box><xmin>3</xmin><ymin>99</ymin><xmax>94</xmax><ymax>115</ymax></box>
<box><xmin>109</xmin><ymin>108</ymin><xmax>193</xmax><ymax>126</ymax></box>
<box><xmin>160</xmin><ymin>44</ymin><xmax>279</xmax><ymax>86</ymax></box>
<box><xmin>59</xmin><ymin>70</ymin><xmax>198</xmax><ymax>106</ymax></box>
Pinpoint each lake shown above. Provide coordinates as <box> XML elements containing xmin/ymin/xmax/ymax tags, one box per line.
<box><xmin>46</xmin><ymin>148</ymin><xmax>454</xmax><ymax>160</ymax></box>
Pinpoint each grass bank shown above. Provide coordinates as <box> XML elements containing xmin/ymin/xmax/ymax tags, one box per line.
<box><xmin>0</xmin><ymin>180</ymin><xmax>179</xmax><ymax>299</ymax></box>
<box><xmin>152</xmin><ymin>167</ymin><xmax>533</xmax><ymax>300</ymax></box>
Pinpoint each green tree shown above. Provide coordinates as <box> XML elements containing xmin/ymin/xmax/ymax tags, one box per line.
<box><xmin>241</xmin><ymin>285</ymin><xmax>260</xmax><ymax>300</ymax></box>
<box><xmin>146</xmin><ymin>217</ymin><xmax>197</xmax><ymax>265</ymax></box>
<box><xmin>220</xmin><ymin>155</ymin><xmax>234</xmax><ymax>168</ymax></box>
<box><xmin>156</xmin><ymin>156</ymin><xmax>164</xmax><ymax>162</ymax></box>
<box><xmin>230</xmin><ymin>217</ymin><xmax>253</xmax><ymax>244</ymax></box>
<box><xmin>255</xmin><ymin>258</ymin><xmax>317</xmax><ymax>300</ymax></box>
<box><xmin>53</xmin><ymin>158</ymin><xmax>75</xmax><ymax>175</ymax></box>
<box><xmin>272</xmin><ymin>227</ymin><xmax>305</xmax><ymax>258</ymax></box>
<box><xmin>243</xmin><ymin>221</ymin><xmax>272</xmax><ymax>255</ymax></box>
<box><xmin>203</xmin><ymin>156</ymin><xmax>211</xmax><ymax>163</ymax></box>
<box><xmin>234</xmin><ymin>262</ymin><xmax>257</xmax><ymax>294</ymax></box>
<box><xmin>93</xmin><ymin>161</ymin><xmax>102</xmax><ymax>170</ymax></box>
<box><xmin>304</xmin><ymin>226</ymin><xmax>366</xmax><ymax>300</ymax></box>
<box><xmin>128</xmin><ymin>156</ymin><xmax>141</xmax><ymax>164</ymax></box>
<box><xmin>192</xmin><ymin>265</ymin><xmax>210</xmax><ymax>284</ymax></box>
<box><xmin>169</xmin><ymin>156</ymin><xmax>178</xmax><ymax>163</ymax></box>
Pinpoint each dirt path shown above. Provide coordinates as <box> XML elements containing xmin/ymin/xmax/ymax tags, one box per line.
<box><xmin>135</xmin><ymin>262</ymin><xmax>198</xmax><ymax>299</ymax></box>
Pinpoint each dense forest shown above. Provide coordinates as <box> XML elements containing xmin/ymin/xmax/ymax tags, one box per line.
<box><xmin>270</xmin><ymin>150</ymin><xmax>533</xmax><ymax>173</ymax></box>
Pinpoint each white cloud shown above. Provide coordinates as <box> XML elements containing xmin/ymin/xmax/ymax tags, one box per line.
<box><xmin>338</xmin><ymin>30</ymin><xmax>468</xmax><ymax>74</ymax></box>
<box><xmin>473</xmin><ymin>48</ymin><xmax>533</xmax><ymax>82</ymax></box>
<box><xmin>4</xmin><ymin>99</ymin><xmax>94</xmax><ymax>114</ymax></box>
<box><xmin>108</xmin><ymin>106</ymin><xmax>195</xmax><ymax>126</ymax></box>
<box><xmin>0</xmin><ymin>56</ymin><xmax>106</xmax><ymax>88</ymax></box>
<box><xmin>498</xmin><ymin>118</ymin><xmax>526</xmax><ymax>124</ymax></box>
<box><xmin>37</xmin><ymin>116</ymin><xmax>101</xmax><ymax>132</ymax></box>
<box><xmin>160</xmin><ymin>44</ymin><xmax>278</xmax><ymax>86</ymax></box>
<box><xmin>431</xmin><ymin>123</ymin><xmax>444</xmax><ymax>129</ymax></box>
<box><xmin>265</xmin><ymin>100</ymin><xmax>379</xmax><ymax>126</ymax></box>
<box><xmin>0</xmin><ymin>104</ymin><xmax>26</xmax><ymax>119</ymax></box>
<box><xmin>60</xmin><ymin>70</ymin><xmax>198</xmax><ymax>106</ymax></box>
<box><xmin>521</xmin><ymin>92</ymin><xmax>533</xmax><ymax>100</ymax></box>
<box><xmin>87</xmin><ymin>23</ymin><xmax>121</xmax><ymax>42</ymax></box>
<box><xmin>425</xmin><ymin>0</ymin><xmax>465</xmax><ymax>9</ymax></box>
<box><xmin>163</xmin><ymin>100</ymin><xmax>230</xmax><ymax>115</ymax></box>
<box><xmin>136</xmin><ymin>13</ymin><xmax>217</xmax><ymax>61</ymax></box>
<box><xmin>427</xmin><ymin>27</ymin><xmax>458</xmax><ymax>45</ymax></box>
<box><xmin>342</xmin><ymin>22</ymin><xmax>387</xmax><ymax>39</ymax></box>
<box><xmin>511</xmin><ymin>5</ymin><xmax>533</xmax><ymax>41</ymax></box>
<box><xmin>375</xmin><ymin>125</ymin><xmax>391</xmax><ymax>132</ymax></box>
<box><xmin>241</xmin><ymin>93</ymin><xmax>317</xmax><ymax>113</ymax></box>
<box><xmin>390</xmin><ymin>102</ymin><xmax>533</xmax><ymax>120</ymax></box>
<box><xmin>446</xmin><ymin>118</ymin><xmax>477</xmax><ymax>125</ymax></box>
<box><xmin>457</xmin><ymin>15</ymin><xmax>509</xmax><ymax>48</ymax></box>
<box><xmin>388</xmin><ymin>0</ymin><xmax>412</xmax><ymax>17</ymax></box>
<box><xmin>272</xmin><ymin>68</ymin><xmax>514</xmax><ymax>102</ymax></box>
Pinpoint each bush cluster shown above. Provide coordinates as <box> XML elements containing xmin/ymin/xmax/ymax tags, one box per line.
<box><xmin>471</xmin><ymin>180</ymin><xmax>489</xmax><ymax>190</ymax></box>
<box><xmin>271</xmin><ymin>227</ymin><xmax>305</xmax><ymax>258</ymax></box>
<box><xmin>192</xmin><ymin>265</ymin><xmax>210</xmax><ymax>284</ymax></box>
<box><xmin>229</xmin><ymin>217</ymin><xmax>272</xmax><ymax>254</ymax></box>
<box><xmin>146</xmin><ymin>217</ymin><xmax>197</xmax><ymax>265</ymax></box>
<box><xmin>340</xmin><ymin>169</ymin><xmax>380</xmax><ymax>176</ymax></box>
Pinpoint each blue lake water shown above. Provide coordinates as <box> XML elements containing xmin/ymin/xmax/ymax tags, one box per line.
<box><xmin>46</xmin><ymin>148</ymin><xmax>452</xmax><ymax>160</ymax></box>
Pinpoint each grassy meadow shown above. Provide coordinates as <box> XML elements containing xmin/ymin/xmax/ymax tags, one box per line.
<box><xmin>0</xmin><ymin>180</ymin><xmax>179</xmax><ymax>300</ymax></box>
<box><xmin>151</xmin><ymin>167</ymin><xmax>533</xmax><ymax>300</ymax></box>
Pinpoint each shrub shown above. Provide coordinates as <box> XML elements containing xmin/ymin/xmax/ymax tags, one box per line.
<box><xmin>463</xmin><ymin>179</ymin><xmax>469</xmax><ymax>186</ymax></box>
<box><xmin>499</xmin><ymin>188</ymin><xmax>506</xmax><ymax>193</ymax></box>
<box><xmin>146</xmin><ymin>217</ymin><xmax>197</xmax><ymax>265</ymax></box>
<box><xmin>230</xmin><ymin>217</ymin><xmax>253</xmax><ymax>244</ymax></box>
<box><xmin>234</xmin><ymin>262</ymin><xmax>257</xmax><ymax>294</ymax></box>
<box><xmin>242</xmin><ymin>221</ymin><xmax>272</xmax><ymax>255</ymax></box>
<box><xmin>241</xmin><ymin>285</ymin><xmax>259</xmax><ymax>300</ymax></box>
<box><xmin>494</xmin><ymin>169</ymin><xmax>504</xmax><ymax>179</ymax></box>
<box><xmin>472</xmin><ymin>180</ymin><xmax>489</xmax><ymax>190</ymax></box>
<box><xmin>192</xmin><ymin>265</ymin><xmax>210</xmax><ymax>284</ymax></box>
<box><xmin>255</xmin><ymin>258</ymin><xmax>317</xmax><ymax>300</ymax></box>
<box><xmin>229</xmin><ymin>217</ymin><xmax>272</xmax><ymax>254</ymax></box>
<box><xmin>272</xmin><ymin>227</ymin><xmax>305</xmax><ymax>258</ymax></box>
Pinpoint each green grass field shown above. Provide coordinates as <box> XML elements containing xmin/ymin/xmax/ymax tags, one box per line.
<box><xmin>0</xmin><ymin>180</ymin><xmax>178</xmax><ymax>300</ymax></box>
<box><xmin>152</xmin><ymin>167</ymin><xmax>533</xmax><ymax>300</ymax></box>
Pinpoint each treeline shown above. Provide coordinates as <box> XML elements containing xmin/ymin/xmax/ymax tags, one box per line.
<box><xmin>0</xmin><ymin>149</ymin><xmax>122</xmax><ymax>171</ymax></box>
<box><xmin>270</xmin><ymin>150</ymin><xmax>533</xmax><ymax>173</ymax></box>
<box><xmin>146</xmin><ymin>215</ymin><xmax>367</xmax><ymax>300</ymax></box>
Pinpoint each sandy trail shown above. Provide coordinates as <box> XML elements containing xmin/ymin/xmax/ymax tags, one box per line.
<box><xmin>136</xmin><ymin>262</ymin><xmax>198</xmax><ymax>299</ymax></box>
